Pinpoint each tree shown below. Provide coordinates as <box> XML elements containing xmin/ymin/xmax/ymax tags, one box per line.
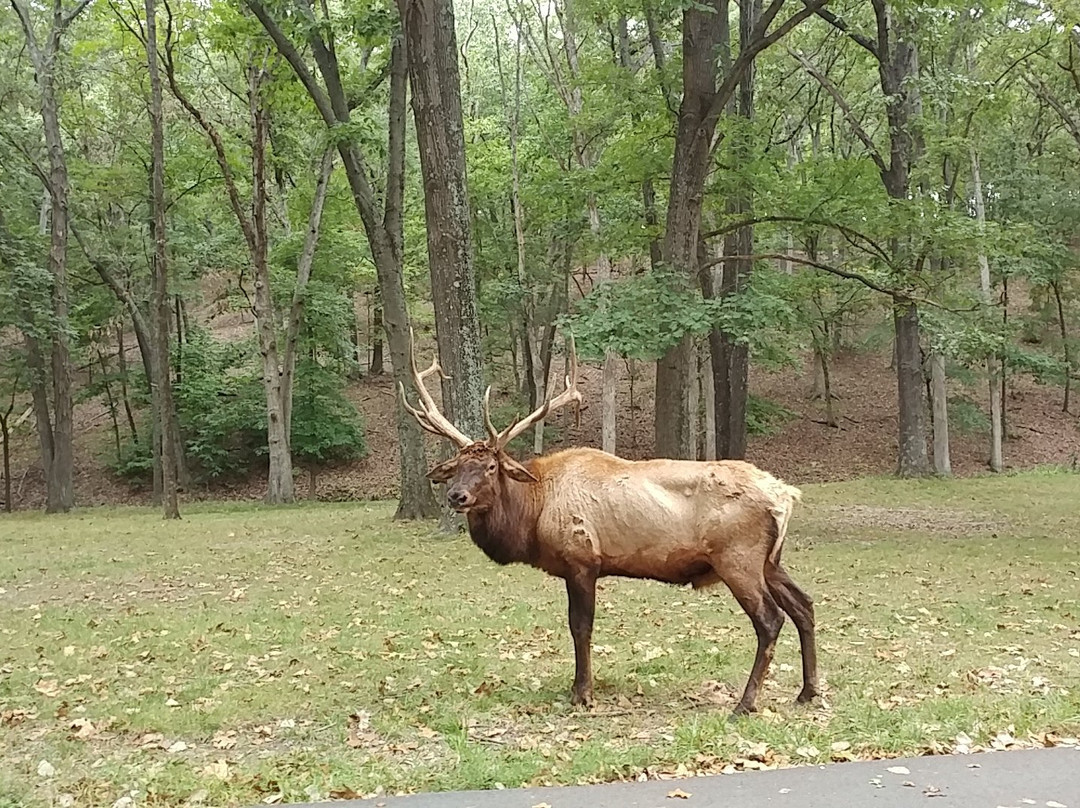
<box><xmin>9</xmin><ymin>0</ymin><xmax>92</xmax><ymax>511</ymax></box>
<box><xmin>653</xmin><ymin>0</ymin><xmax>823</xmax><ymax>459</ymax></box>
<box><xmin>397</xmin><ymin>0</ymin><xmax>485</xmax><ymax>442</ymax></box>
<box><xmin>245</xmin><ymin>0</ymin><xmax>440</xmax><ymax>519</ymax></box>
<box><xmin>144</xmin><ymin>0</ymin><xmax>181</xmax><ymax>518</ymax></box>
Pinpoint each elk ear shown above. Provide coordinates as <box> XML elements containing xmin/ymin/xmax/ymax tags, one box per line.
<box><xmin>426</xmin><ymin>457</ymin><xmax>459</xmax><ymax>482</ymax></box>
<box><xmin>500</xmin><ymin>455</ymin><xmax>539</xmax><ymax>483</ymax></box>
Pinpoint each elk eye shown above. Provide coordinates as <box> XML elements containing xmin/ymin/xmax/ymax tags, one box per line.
<box><xmin>487</xmin><ymin>462</ymin><xmax>498</xmax><ymax>473</ymax></box>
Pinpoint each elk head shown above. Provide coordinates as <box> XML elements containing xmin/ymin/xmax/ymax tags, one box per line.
<box><xmin>399</xmin><ymin>329</ymin><xmax>581</xmax><ymax>513</ymax></box>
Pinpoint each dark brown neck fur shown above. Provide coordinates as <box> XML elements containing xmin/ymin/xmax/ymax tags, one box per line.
<box><xmin>466</xmin><ymin>464</ymin><xmax>544</xmax><ymax>566</ymax></box>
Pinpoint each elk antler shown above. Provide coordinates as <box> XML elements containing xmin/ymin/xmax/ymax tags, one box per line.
<box><xmin>398</xmin><ymin>328</ymin><xmax>475</xmax><ymax>449</ymax></box>
<box><xmin>488</xmin><ymin>332</ymin><xmax>582</xmax><ymax>451</ymax></box>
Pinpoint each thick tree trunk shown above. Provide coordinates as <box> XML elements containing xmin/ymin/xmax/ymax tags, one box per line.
<box><xmin>894</xmin><ymin>298</ymin><xmax>930</xmax><ymax>477</ymax></box>
<box><xmin>146</xmin><ymin>0</ymin><xmax>180</xmax><ymax>519</ymax></box>
<box><xmin>930</xmin><ymin>352</ymin><xmax>951</xmax><ymax>476</ymax></box>
<box><xmin>399</xmin><ymin>0</ymin><xmax>484</xmax><ymax>530</ymax></box>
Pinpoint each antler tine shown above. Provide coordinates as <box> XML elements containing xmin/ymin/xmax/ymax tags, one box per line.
<box><xmin>400</xmin><ymin>327</ymin><xmax>474</xmax><ymax>449</ymax></box>
<box><xmin>482</xmin><ymin>386</ymin><xmax>504</xmax><ymax>444</ymax></box>
<box><xmin>495</xmin><ymin>331</ymin><xmax>582</xmax><ymax>451</ymax></box>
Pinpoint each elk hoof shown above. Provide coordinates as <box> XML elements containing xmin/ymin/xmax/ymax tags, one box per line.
<box><xmin>729</xmin><ymin>703</ymin><xmax>757</xmax><ymax>721</ymax></box>
<box><xmin>570</xmin><ymin>688</ymin><xmax>594</xmax><ymax>708</ymax></box>
<box><xmin>796</xmin><ymin>686</ymin><xmax>820</xmax><ymax>705</ymax></box>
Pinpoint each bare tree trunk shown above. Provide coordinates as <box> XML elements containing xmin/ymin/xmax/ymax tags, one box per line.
<box><xmin>398</xmin><ymin>0</ymin><xmax>485</xmax><ymax>531</ymax></box>
<box><xmin>702</xmin><ymin>342</ymin><xmax>716</xmax><ymax>459</ymax></box>
<box><xmin>1052</xmin><ymin>280</ymin><xmax>1071</xmax><ymax>414</ymax></box>
<box><xmin>146</xmin><ymin>0</ymin><xmax>180</xmax><ymax>518</ymax></box>
<box><xmin>2</xmin><ymin>381</ymin><xmax>17</xmax><ymax>512</ymax></box>
<box><xmin>930</xmin><ymin>351</ymin><xmax>951</xmax><ymax>475</ymax></box>
<box><xmin>115</xmin><ymin>326</ymin><xmax>139</xmax><ymax>444</ymax></box>
<box><xmin>687</xmin><ymin>339</ymin><xmax>700</xmax><ymax>458</ymax></box>
<box><xmin>971</xmin><ymin>146</ymin><xmax>1003</xmax><ymax>470</ymax></box>
<box><xmin>97</xmin><ymin>349</ymin><xmax>122</xmax><ymax>464</ymax></box>
<box><xmin>281</xmin><ymin>147</ymin><xmax>334</xmax><ymax>437</ymax></box>
<box><xmin>894</xmin><ymin>298</ymin><xmax>930</xmax><ymax>476</ymax></box>
<box><xmin>370</xmin><ymin>302</ymin><xmax>384</xmax><ymax>375</ymax></box>
<box><xmin>590</xmin><ymin>200</ymin><xmax>618</xmax><ymax>456</ymax></box>
<box><xmin>248</xmin><ymin>66</ymin><xmax>294</xmax><ymax>505</ymax></box>
<box><xmin>11</xmin><ymin>0</ymin><xmax>86</xmax><ymax>512</ymax></box>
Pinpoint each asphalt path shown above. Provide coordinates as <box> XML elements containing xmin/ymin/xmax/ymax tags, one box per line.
<box><xmin>288</xmin><ymin>747</ymin><xmax>1078</xmax><ymax>808</ymax></box>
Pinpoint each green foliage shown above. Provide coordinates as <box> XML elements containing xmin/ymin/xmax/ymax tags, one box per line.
<box><xmin>746</xmin><ymin>394</ymin><xmax>797</xmax><ymax>437</ymax></box>
<box><xmin>289</xmin><ymin>359</ymin><xmax>367</xmax><ymax>466</ymax></box>
<box><xmin>947</xmin><ymin>395</ymin><xmax>991</xmax><ymax>436</ymax></box>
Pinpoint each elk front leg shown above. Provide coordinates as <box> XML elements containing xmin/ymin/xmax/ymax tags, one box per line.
<box><xmin>565</xmin><ymin>572</ymin><xmax>597</xmax><ymax>707</ymax></box>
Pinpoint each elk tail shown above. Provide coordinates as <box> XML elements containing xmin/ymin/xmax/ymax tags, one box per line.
<box><xmin>767</xmin><ymin>483</ymin><xmax>802</xmax><ymax>566</ymax></box>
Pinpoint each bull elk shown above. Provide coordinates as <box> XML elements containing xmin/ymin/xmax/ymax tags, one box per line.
<box><xmin>400</xmin><ymin>331</ymin><xmax>819</xmax><ymax>716</ymax></box>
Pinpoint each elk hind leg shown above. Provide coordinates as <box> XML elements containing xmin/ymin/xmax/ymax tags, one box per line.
<box><xmin>765</xmin><ymin>561</ymin><xmax>819</xmax><ymax>704</ymax></box>
<box><xmin>722</xmin><ymin>568</ymin><xmax>784</xmax><ymax>717</ymax></box>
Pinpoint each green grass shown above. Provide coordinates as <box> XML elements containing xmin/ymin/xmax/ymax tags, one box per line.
<box><xmin>2</xmin><ymin>471</ymin><xmax>1080</xmax><ymax>806</ymax></box>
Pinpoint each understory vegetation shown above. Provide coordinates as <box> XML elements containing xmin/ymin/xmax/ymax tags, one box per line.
<box><xmin>2</xmin><ymin>472</ymin><xmax>1079</xmax><ymax>806</ymax></box>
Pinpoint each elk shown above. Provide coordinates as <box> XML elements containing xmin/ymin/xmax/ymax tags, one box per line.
<box><xmin>400</xmin><ymin>332</ymin><xmax>819</xmax><ymax>716</ymax></box>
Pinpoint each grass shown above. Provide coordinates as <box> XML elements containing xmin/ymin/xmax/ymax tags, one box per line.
<box><xmin>2</xmin><ymin>471</ymin><xmax>1080</xmax><ymax>807</ymax></box>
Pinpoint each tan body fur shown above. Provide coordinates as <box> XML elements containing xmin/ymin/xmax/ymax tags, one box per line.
<box><xmin>528</xmin><ymin>449</ymin><xmax>800</xmax><ymax>586</ymax></box>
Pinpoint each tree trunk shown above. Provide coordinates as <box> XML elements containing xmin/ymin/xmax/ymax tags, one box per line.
<box><xmin>971</xmin><ymin>146</ymin><xmax>1003</xmax><ymax>469</ymax></box>
<box><xmin>97</xmin><ymin>349</ymin><xmax>122</xmax><ymax>465</ymax></box>
<box><xmin>930</xmin><ymin>351</ymin><xmax>951</xmax><ymax>476</ymax></box>
<box><xmin>370</xmin><ymin>302</ymin><xmax>384</xmax><ymax>375</ymax></box>
<box><xmin>702</xmin><ymin>342</ymin><xmax>716</xmax><ymax>459</ymax></box>
<box><xmin>1</xmin><ymin>385</ymin><xmax>16</xmax><ymax>512</ymax></box>
<box><xmin>1052</xmin><ymin>280</ymin><xmax>1071</xmax><ymax>414</ymax></box>
<box><xmin>281</xmin><ymin>147</ymin><xmax>334</xmax><ymax>438</ymax></box>
<box><xmin>894</xmin><ymin>297</ymin><xmax>930</xmax><ymax>477</ymax></box>
<box><xmin>146</xmin><ymin>0</ymin><xmax>180</xmax><ymax>519</ymax></box>
<box><xmin>249</xmin><ymin>66</ymin><xmax>294</xmax><ymax>505</ymax></box>
<box><xmin>398</xmin><ymin>0</ymin><xmax>485</xmax><ymax>530</ymax></box>
<box><xmin>115</xmin><ymin>325</ymin><xmax>139</xmax><ymax>444</ymax></box>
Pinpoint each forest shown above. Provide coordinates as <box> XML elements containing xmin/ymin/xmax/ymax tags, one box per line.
<box><xmin>2</xmin><ymin>0</ymin><xmax>1079</xmax><ymax>518</ymax></box>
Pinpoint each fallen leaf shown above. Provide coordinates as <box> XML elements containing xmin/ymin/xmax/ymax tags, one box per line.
<box><xmin>796</xmin><ymin>745</ymin><xmax>820</xmax><ymax>758</ymax></box>
<box><xmin>204</xmin><ymin>759</ymin><xmax>230</xmax><ymax>781</ymax></box>
<box><xmin>165</xmin><ymin>697</ymin><xmax>180</xmax><ymax>708</ymax></box>
<box><xmin>168</xmin><ymin>740</ymin><xmax>189</xmax><ymax>753</ymax></box>
<box><xmin>778</xmin><ymin>788</ymin><xmax>791</xmax><ymax>795</ymax></box>
<box><xmin>34</xmin><ymin>679</ymin><xmax>60</xmax><ymax>698</ymax></box>
<box><xmin>530</xmin><ymin>803</ymin><xmax>552</xmax><ymax>808</ymax></box>
<box><xmin>668</xmin><ymin>789</ymin><xmax>692</xmax><ymax>799</ymax></box>
<box><xmin>887</xmin><ymin>766</ymin><xmax>911</xmax><ymax>775</ymax></box>
<box><xmin>262</xmin><ymin>793</ymin><xmax>283</xmax><ymax>805</ymax></box>
<box><xmin>70</xmin><ymin>718</ymin><xmax>96</xmax><ymax>739</ymax></box>
<box><xmin>63</xmin><ymin>646</ymin><xmax>75</xmax><ymax>657</ymax></box>
<box><xmin>830</xmin><ymin>741</ymin><xmax>851</xmax><ymax>753</ymax></box>
<box><xmin>1046</xmin><ymin>803</ymin><xmax>1067</xmax><ymax>808</ymax></box>
<box><xmin>37</xmin><ymin>760</ymin><xmax>56</xmax><ymax>778</ymax></box>
<box><xmin>187</xmin><ymin>789</ymin><xmax>209</xmax><ymax>805</ymax></box>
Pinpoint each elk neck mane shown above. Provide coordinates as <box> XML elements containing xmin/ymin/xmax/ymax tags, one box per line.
<box><xmin>465</xmin><ymin>458</ymin><xmax>546</xmax><ymax>566</ymax></box>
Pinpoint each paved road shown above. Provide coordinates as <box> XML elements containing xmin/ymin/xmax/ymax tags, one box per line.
<box><xmin>293</xmin><ymin>747</ymin><xmax>1079</xmax><ymax>807</ymax></box>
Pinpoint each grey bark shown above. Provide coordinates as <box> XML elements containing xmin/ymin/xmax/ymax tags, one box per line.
<box><xmin>145</xmin><ymin>0</ymin><xmax>180</xmax><ymax>518</ymax></box>
<box><xmin>10</xmin><ymin>0</ymin><xmax>89</xmax><ymax>512</ymax></box>
<box><xmin>930</xmin><ymin>351</ymin><xmax>951</xmax><ymax>476</ymax></box>
<box><xmin>970</xmin><ymin>145</ymin><xmax>1003</xmax><ymax>470</ymax></box>
<box><xmin>398</xmin><ymin>0</ymin><xmax>485</xmax><ymax>531</ymax></box>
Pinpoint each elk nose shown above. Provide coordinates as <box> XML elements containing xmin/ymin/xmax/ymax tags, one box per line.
<box><xmin>448</xmin><ymin>489</ymin><xmax>471</xmax><ymax>508</ymax></box>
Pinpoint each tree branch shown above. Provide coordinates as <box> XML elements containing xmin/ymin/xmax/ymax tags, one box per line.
<box><xmin>244</xmin><ymin>0</ymin><xmax>336</xmax><ymax>125</ymax></box>
<box><xmin>702</xmin><ymin>0</ymin><xmax>829</xmax><ymax>151</ymax></box>
<box><xmin>810</xmin><ymin>3</ymin><xmax>878</xmax><ymax>58</ymax></box>
<box><xmin>701</xmin><ymin>214</ymin><xmax>892</xmax><ymax>266</ymax></box>
<box><xmin>59</xmin><ymin>0</ymin><xmax>93</xmax><ymax>32</ymax></box>
<box><xmin>1025</xmin><ymin>72</ymin><xmax>1080</xmax><ymax>148</ymax></box>
<box><xmin>789</xmin><ymin>47</ymin><xmax>888</xmax><ymax>175</ymax></box>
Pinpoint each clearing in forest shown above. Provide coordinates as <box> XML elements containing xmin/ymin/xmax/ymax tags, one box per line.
<box><xmin>1</xmin><ymin>472</ymin><xmax>1079</xmax><ymax>807</ymax></box>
